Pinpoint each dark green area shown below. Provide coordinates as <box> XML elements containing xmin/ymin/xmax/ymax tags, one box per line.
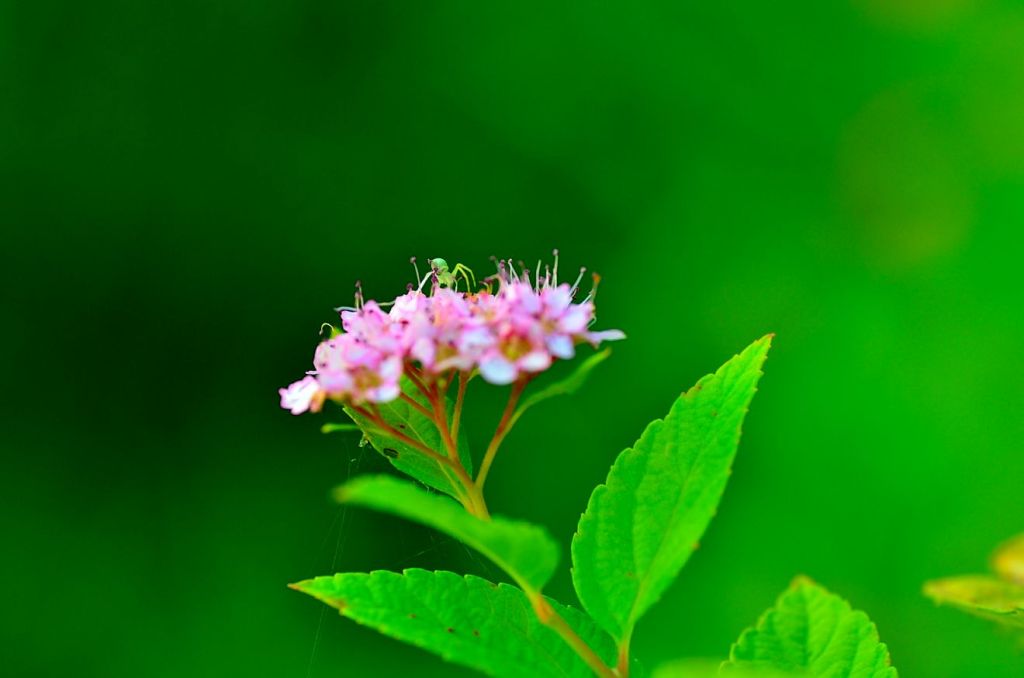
<box><xmin>3</xmin><ymin>1</ymin><xmax>1023</xmax><ymax>676</ymax></box>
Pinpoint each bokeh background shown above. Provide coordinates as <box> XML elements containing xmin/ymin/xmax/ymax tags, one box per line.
<box><xmin>4</xmin><ymin>1</ymin><xmax>1023</xmax><ymax>676</ymax></box>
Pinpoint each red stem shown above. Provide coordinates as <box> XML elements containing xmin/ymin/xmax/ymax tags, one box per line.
<box><xmin>451</xmin><ymin>371</ymin><xmax>470</xmax><ymax>443</ymax></box>
<box><xmin>474</xmin><ymin>377</ymin><xmax>528</xmax><ymax>491</ymax></box>
<box><xmin>400</xmin><ymin>392</ymin><xmax>432</xmax><ymax>418</ymax></box>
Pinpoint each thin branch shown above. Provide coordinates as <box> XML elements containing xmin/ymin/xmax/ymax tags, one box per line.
<box><xmin>529</xmin><ymin>594</ymin><xmax>617</xmax><ymax>678</ymax></box>
<box><xmin>438</xmin><ymin>368</ymin><xmax>456</xmax><ymax>398</ymax></box>
<box><xmin>475</xmin><ymin>377</ymin><xmax>528</xmax><ymax>491</ymax></box>
<box><xmin>430</xmin><ymin>386</ymin><xmax>461</xmax><ymax>463</ymax></box>
<box><xmin>616</xmin><ymin>633</ymin><xmax>631</xmax><ymax>677</ymax></box>
<box><xmin>405</xmin><ymin>364</ymin><xmax>431</xmax><ymax>399</ymax></box>
<box><xmin>399</xmin><ymin>392</ymin><xmax>432</xmax><ymax>418</ymax></box>
<box><xmin>451</xmin><ymin>371</ymin><xmax>470</xmax><ymax>442</ymax></box>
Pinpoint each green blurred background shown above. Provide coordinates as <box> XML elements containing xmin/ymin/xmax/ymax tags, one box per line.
<box><xmin>3</xmin><ymin>1</ymin><xmax>1023</xmax><ymax>676</ymax></box>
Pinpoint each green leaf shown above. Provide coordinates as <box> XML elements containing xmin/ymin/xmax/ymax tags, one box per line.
<box><xmin>924</xmin><ymin>575</ymin><xmax>1024</xmax><ymax>629</ymax></box>
<box><xmin>992</xmin><ymin>533</ymin><xmax>1024</xmax><ymax>585</ymax></box>
<box><xmin>726</xmin><ymin>577</ymin><xmax>898</xmax><ymax>677</ymax></box>
<box><xmin>344</xmin><ymin>376</ymin><xmax>473</xmax><ymax>501</ymax></box>
<box><xmin>336</xmin><ymin>474</ymin><xmax>559</xmax><ymax>591</ymax></box>
<box><xmin>653</xmin><ymin>660</ymin><xmax>793</xmax><ymax>678</ymax></box>
<box><xmin>320</xmin><ymin>422</ymin><xmax>361</xmax><ymax>434</ymax></box>
<box><xmin>572</xmin><ymin>335</ymin><xmax>772</xmax><ymax>644</ymax></box>
<box><xmin>290</xmin><ymin>569</ymin><xmax>616</xmax><ymax>678</ymax></box>
<box><xmin>509</xmin><ymin>348</ymin><xmax>611</xmax><ymax>428</ymax></box>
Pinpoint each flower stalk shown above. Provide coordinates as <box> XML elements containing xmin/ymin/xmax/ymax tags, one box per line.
<box><xmin>475</xmin><ymin>376</ymin><xmax>529</xmax><ymax>492</ymax></box>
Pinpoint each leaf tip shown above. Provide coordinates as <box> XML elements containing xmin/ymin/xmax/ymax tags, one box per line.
<box><xmin>288</xmin><ymin>579</ymin><xmax>313</xmax><ymax>593</ymax></box>
<box><xmin>921</xmin><ymin>579</ymin><xmax>942</xmax><ymax>603</ymax></box>
<box><xmin>332</xmin><ymin>484</ymin><xmax>351</xmax><ymax>504</ymax></box>
<box><xmin>788</xmin><ymin>574</ymin><xmax>818</xmax><ymax>590</ymax></box>
<box><xmin>753</xmin><ymin>333</ymin><xmax>774</xmax><ymax>357</ymax></box>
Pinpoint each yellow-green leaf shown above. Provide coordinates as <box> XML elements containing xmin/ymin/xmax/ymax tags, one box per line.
<box><xmin>924</xmin><ymin>575</ymin><xmax>1024</xmax><ymax>630</ymax></box>
<box><xmin>992</xmin><ymin>533</ymin><xmax>1024</xmax><ymax>585</ymax></box>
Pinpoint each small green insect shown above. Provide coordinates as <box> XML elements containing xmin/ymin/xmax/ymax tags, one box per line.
<box><xmin>430</xmin><ymin>258</ymin><xmax>477</xmax><ymax>291</ymax></box>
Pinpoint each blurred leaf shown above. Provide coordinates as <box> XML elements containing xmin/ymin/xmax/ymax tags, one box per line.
<box><xmin>992</xmin><ymin>533</ymin><xmax>1024</xmax><ymax>585</ymax></box>
<box><xmin>652</xmin><ymin>661</ymin><xmax>720</xmax><ymax>678</ymax></box>
<box><xmin>344</xmin><ymin>376</ymin><xmax>473</xmax><ymax>501</ymax></box>
<box><xmin>726</xmin><ymin>577</ymin><xmax>898</xmax><ymax>677</ymax></box>
<box><xmin>571</xmin><ymin>336</ymin><xmax>772</xmax><ymax>644</ymax></box>
<box><xmin>320</xmin><ymin>422</ymin><xmax>361</xmax><ymax>434</ymax></box>
<box><xmin>924</xmin><ymin>575</ymin><xmax>1024</xmax><ymax>630</ymax></box>
<box><xmin>290</xmin><ymin>569</ymin><xmax>615</xmax><ymax>678</ymax></box>
<box><xmin>654</xmin><ymin>659</ymin><xmax>794</xmax><ymax>678</ymax></box>
<box><xmin>510</xmin><ymin>348</ymin><xmax>611</xmax><ymax>427</ymax></box>
<box><xmin>336</xmin><ymin>475</ymin><xmax>559</xmax><ymax>591</ymax></box>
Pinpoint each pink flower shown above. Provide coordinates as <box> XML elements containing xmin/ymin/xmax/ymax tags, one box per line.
<box><xmin>340</xmin><ymin>301</ymin><xmax>403</xmax><ymax>354</ymax></box>
<box><xmin>471</xmin><ymin>277</ymin><xmax>623</xmax><ymax>383</ymax></box>
<box><xmin>388</xmin><ymin>290</ymin><xmax>430</xmax><ymax>324</ymax></box>
<box><xmin>278</xmin><ymin>253</ymin><xmax>625</xmax><ymax>412</ymax></box>
<box><xmin>279</xmin><ymin>376</ymin><xmax>323</xmax><ymax>415</ymax></box>
<box><xmin>477</xmin><ymin>329</ymin><xmax>552</xmax><ymax>384</ymax></box>
<box><xmin>313</xmin><ymin>333</ymin><xmax>403</xmax><ymax>404</ymax></box>
<box><xmin>406</xmin><ymin>289</ymin><xmax>491</xmax><ymax>373</ymax></box>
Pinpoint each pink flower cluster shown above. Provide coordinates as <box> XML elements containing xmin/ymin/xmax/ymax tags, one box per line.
<box><xmin>279</xmin><ymin>257</ymin><xmax>624</xmax><ymax>414</ymax></box>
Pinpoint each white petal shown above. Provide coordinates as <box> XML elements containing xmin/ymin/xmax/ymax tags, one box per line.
<box><xmin>519</xmin><ymin>350</ymin><xmax>552</xmax><ymax>372</ymax></box>
<box><xmin>379</xmin><ymin>355</ymin><xmax>403</xmax><ymax>380</ymax></box>
<box><xmin>279</xmin><ymin>376</ymin><xmax>321</xmax><ymax>415</ymax></box>
<box><xmin>370</xmin><ymin>383</ymin><xmax>401</xmax><ymax>403</ymax></box>
<box><xmin>560</xmin><ymin>305</ymin><xmax>592</xmax><ymax>334</ymax></box>
<box><xmin>411</xmin><ymin>336</ymin><xmax>436</xmax><ymax>366</ymax></box>
<box><xmin>585</xmin><ymin>329</ymin><xmax>626</xmax><ymax>346</ymax></box>
<box><xmin>479</xmin><ymin>356</ymin><xmax>517</xmax><ymax>385</ymax></box>
<box><xmin>546</xmin><ymin>334</ymin><xmax>575</xmax><ymax>360</ymax></box>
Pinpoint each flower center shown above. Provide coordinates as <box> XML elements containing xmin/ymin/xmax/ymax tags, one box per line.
<box><xmin>353</xmin><ymin>367</ymin><xmax>382</xmax><ymax>391</ymax></box>
<box><xmin>501</xmin><ymin>335</ymin><xmax>532</xmax><ymax>361</ymax></box>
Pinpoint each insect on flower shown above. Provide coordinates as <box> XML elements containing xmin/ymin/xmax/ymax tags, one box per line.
<box><xmin>278</xmin><ymin>252</ymin><xmax>624</xmax><ymax>414</ymax></box>
<box><xmin>430</xmin><ymin>257</ymin><xmax>476</xmax><ymax>291</ymax></box>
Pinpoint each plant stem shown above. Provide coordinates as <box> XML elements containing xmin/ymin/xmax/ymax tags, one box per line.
<box><xmin>451</xmin><ymin>371</ymin><xmax>469</xmax><ymax>442</ymax></box>
<box><xmin>399</xmin><ymin>392</ymin><xmax>432</xmax><ymax>418</ymax></box>
<box><xmin>430</xmin><ymin>389</ymin><xmax>460</xmax><ymax>463</ymax></box>
<box><xmin>616</xmin><ymin>632</ymin><xmax>631</xmax><ymax>677</ymax></box>
<box><xmin>529</xmin><ymin>593</ymin><xmax>617</xmax><ymax>678</ymax></box>
<box><xmin>475</xmin><ymin>377</ymin><xmax>528</xmax><ymax>491</ymax></box>
<box><xmin>421</xmin><ymin>378</ymin><xmax>491</xmax><ymax>520</ymax></box>
<box><xmin>439</xmin><ymin>368</ymin><xmax>456</xmax><ymax>397</ymax></box>
<box><xmin>405</xmin><ymin>365</ymin><xmax>431</xmax><ymax>399</ymax></box>
<box><xmin>464</xmin><ymin>482</ymin><xmax>490</xmax><ymax>520</ymax></box>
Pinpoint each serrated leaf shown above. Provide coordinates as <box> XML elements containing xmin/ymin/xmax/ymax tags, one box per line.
<box><xmin>726</xmin><ymin>578</ymin><xmax>898</xmax><ymax>677</ymax></box>
<box><xmin>572</xmin><ymin>335</ymin><xmax>772</xmax><ymax>644</ymax></box>
<box><xmin>344</xmin><ymin>376</ymin><xmax>473</xmax><ymax>501</ymax></box>
<box><xmin>509</xmin><ymin>349</ymin><xmax>611</xmax><ymax>427</ymax></box>
<box><xmin>337</xmin><ymin>475</ymin><xmax>559</xmax><ymax>591</ymax></box>
<box><xmin>291</xmin><ymin>569</ymin><xmax>616</xmax><ymax>678</ymax></box>
<box><xmin>924</xmin><ymin>575</ymin><xmax>1024</xmax><ymax>629</ymax></box>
